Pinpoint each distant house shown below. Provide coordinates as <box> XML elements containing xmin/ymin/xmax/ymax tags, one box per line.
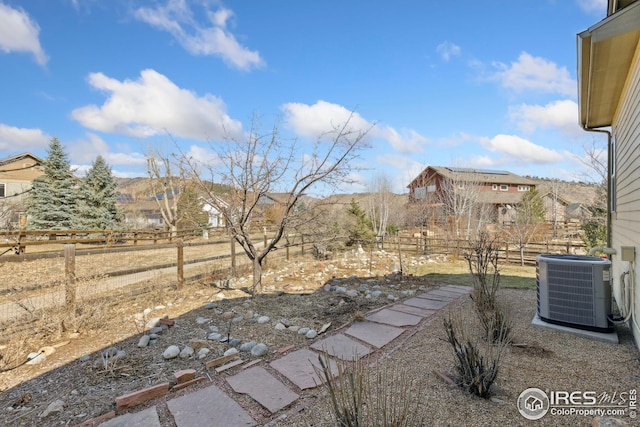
<box><xmin>407</xmin><ymin>166</ymin><xmax>537</xmax><ymax>223</ymax></box>
<box><xmin>0</xmin><ymin>153</ymin><xmax>44</xmax><ymax>200</ymax></box>
<box><xmin>201</xmin><ymin>195</ymin><xmax>228</xmax><ymax>228</ymax></box>
<box><xmin>577</xmin><ymin>0</ymin><xmax>640</xmax><ymax>347</ymax></box>
<box><xmin>0</xmin><ymin>153</ymin><xmax>44</xmax><ymax>228</ymax></box>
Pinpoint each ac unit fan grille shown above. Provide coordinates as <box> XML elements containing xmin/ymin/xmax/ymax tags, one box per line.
<box><xmin>544</xmin><ymin>264</ymin><xmax>595</xmax><ymax>326</ymax></box>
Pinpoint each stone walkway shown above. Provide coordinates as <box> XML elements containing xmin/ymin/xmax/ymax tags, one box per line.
<box><xmin>95</xmin><ymin>285</ymin><xmax>471</xmax><ymax>427</ymax></box>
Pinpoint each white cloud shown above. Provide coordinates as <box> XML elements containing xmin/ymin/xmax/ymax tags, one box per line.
<box><xmin>509</xmin><ymin>99</ymin><xmax>582</xmax><ymax>136</ymax></box>
<box><xmin>491</xmin><ymin>52</ymin><xmax>575</xmax><ymax>96</ymax></box>
<box><xmin>0</xmin><ymin>123</ymin><xmax>49</xmax><ymax>151</ymax></box>
<box><xmin>376</xmin><ymin>154</ymin><xmax>425</xmax><ymax>192</ymax></box>
<box><xmin>282</xmin><ymin>100</ymin><xmax>428</xmax><ymax>153</ymax></box>
<box><xmin>378</xmin><ymin>127</ymin><xmax>429</xmax><ymax>153</ymax></box>
<box><xmin>69</xmin><ymin>133</ymin><xmax>146</xmax><ymax>167</ymax></box>
<box><xmin>436</xmin><ymin>41</ymin><xmax>461</xmax><ymax>61</ymax></box>
<box><xmin>479</xmin><ymin>134</ymin><xmax>563</xmax><ymax>164</ymax></box>
<box><xmin>71</xmin><ymin>69</ymin><xmax>243</xmax><ymax>141</ymax></box>
<box><xmin>576</xmin><ymin>0</ymin><xmax>606</xmax><ymax>14</ymax></box>
<box><xmin>0</xmin><ymin>3</ymin><xmax>48</xmax><ymax>65</ymax></box>
<box><xmin>134</xmin><ymin>0</ymin><xmax>264</xmax><ymax>71</ymax></box>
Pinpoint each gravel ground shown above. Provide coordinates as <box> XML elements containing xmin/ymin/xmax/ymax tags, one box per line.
<box><xmin>272</xmin><ymin>288</ymin><xmax>640</xmax><ymax>427</ymax></box>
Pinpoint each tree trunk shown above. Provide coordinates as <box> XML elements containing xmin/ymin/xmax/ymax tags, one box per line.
<box><xmin>519</xmin><ymin>246</ymin><xmax>525</xmax><ymax>266</ymax></box>
<box><xmin>252</xmin><ymin>257</ymin><xmax>263</xmax><ymax>294</ymax></box>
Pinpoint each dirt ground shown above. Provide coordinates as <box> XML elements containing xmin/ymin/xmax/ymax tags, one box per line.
<box><xmin>0</xmin><ymin>249</ymin><xmax>433</xmax><ymax>426</ymax></box>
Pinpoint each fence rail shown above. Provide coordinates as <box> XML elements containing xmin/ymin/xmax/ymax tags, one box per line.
<box><xmin>0</xmin><ymin>226</ymin><xmax>588</xmax><ymax>324</ymax></box>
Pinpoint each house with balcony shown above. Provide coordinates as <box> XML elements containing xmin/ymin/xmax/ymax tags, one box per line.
<box><xmin>407</xmin><ymin>166</ymin><xmax>538</xmax><ymax>224</ymax></box>
<box><xmin>577</xmin><ymin>0</ymin><xmax>640</xmax><ymax>346</ymax></box>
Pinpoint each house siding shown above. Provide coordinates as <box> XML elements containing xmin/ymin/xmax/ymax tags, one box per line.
<box><xmin>611</xmin><ymin>40</ymin><xmax>640</xmax><ymax>343</ymax></box>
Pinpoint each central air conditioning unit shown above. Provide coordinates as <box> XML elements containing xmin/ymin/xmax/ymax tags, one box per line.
<box><xmin>537</xmin><ymin>254</ymin><xmax>613</xmax><ymax>333</ymax></box>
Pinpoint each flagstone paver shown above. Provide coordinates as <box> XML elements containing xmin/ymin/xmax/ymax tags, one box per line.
<box><xmin>270</xmin><ymin>348</ymin><xmax>338</xmax><ymax>390</ymax></box>
<box><xmin>366</xmin><ymin>308</ymin><xmax>422</xmax><ymax>327</ymax></box>
<box><xmin>403</xmin><ymin>296</ymin><xmax>449</xmax><ymax>310</ymax></box>
<box><xmin>344</xmin><ymin>321</ymin><xmax>405</xmax><ymax>348</ymax></box>
<box><xmin>99</xmin><ymin>406</ymin><xmax>160</xmax><ymax>427</ymax></box>
<box><xmin>415</xmin><ymin>292</ymin><xmax>455</xmax><ymax>302</ymax></box>
<box><xmin>94</xmin><ymin>285</ymin><xmax>470</xmax><ymax>427</ymax></box>
<box><xmin>440</xmin><ymin>285</ymin><xmax>471</xmax><ymax>294</ymax></box>
<box><xmin>227</xmin><ymin>366</ymin><xmax>299</xmax><ymax>413</ymax></box>
<box><xmin>427</xmin><ymin>289</ymin><xmax>465</xmax><ymax>299</ymax></box>
<box><xmin>388</xmin><ymin>303</ymin><xmax>436</xmax><ymax>318</ymax></box>
<box><xmin>167</xmin><ymin>385</ymin><xmax>256</xmax><ymax>427</ymax></box>
<box><xmin>311</xmin><ymin>333</ymin><xmax>371</xmax><ymax>360</ymax></box>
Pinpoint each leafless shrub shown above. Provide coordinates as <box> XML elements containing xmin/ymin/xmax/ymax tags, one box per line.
<box><xmin>314</xmin><ymin>350</ymin><xmax>426</xmax><ymax>426</ymax></box>
<box><xmin>443</xmin><ymin>310</ymin><xmax>508</xmax><ymax>398</ymax></box>
<box><xmin>465</xmin><ymin>232</ymin><xmax>512</xmax><ymax>344</ymax></box>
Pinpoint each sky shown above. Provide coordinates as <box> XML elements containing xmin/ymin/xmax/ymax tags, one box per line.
<box><xmin>0</xmin><ymin>0</ymin><xmax>610</xmax><ymax>194</ymax></box>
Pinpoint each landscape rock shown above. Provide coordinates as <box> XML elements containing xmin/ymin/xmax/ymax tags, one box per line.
<box><xmin>239</xmin><ymin>341</ymin><xmax>257</xmax><ymax>352</ymax></box>
<box><xmin>163</xmin><ymin>345</ymin><xmax>180</xmax><ymax>359</ymax></box>
<box><xmin>275</xmin><ymin>323</ymin><xmax>286</xmax><ymax>331</ymax></box>
<box><xmin>305</xmin><ymin>330</ymin><xmax>318</xmax><ymax>339</ymax></box>
<box><xmin>195</xmin><ymin>316</ymin><xmax>210</xmax><ymax>325</ymax></box>
<box><xmin>26</xmin><ymin>352</ymin><xmax>45</xmax><ymax>365</ymax></box>
<box><xmin>251</xmin><ymin>343</ymin><xmax>268</xmax><ymax>357</ymax></box>
<box><xmin>279</xmin><ymin>318</ymin><xmax>292</xmax><ymax>327</ymax></box>
<box><xmin>146</xmin><ymin>318</ymin><xmax>160</xmax><ymax>329</ymax></box>
<box><xmin>102</xmin><ymin>347</ymin><xmax>119</xmax><ymax>359</ymax></box>
<box><xmin>150</xmin><ymin>326</ymin><xmax>163</xmax><ymax>334</ymax></box>
<box><xmin>229</xmin><ymin>338</ymin><xmax>242</xmax><ymax>347</ymax></box>
<box><xmin>207</xmin><ymin>333</ymin><xmax>222</xmax><ymax>340</ymax></box>
<box><xmin>197</xmin><ymin>348</ymin><xmax>210</xmax><ymax>359</ymax></box>
<box><xmin>231</xmin><ymin>315</ymin><xmax>244</xmax><ymax>323</ymax></box>
<box><xmin>224</xmin><ymin>347</ymin><xmax>239</xmax><ymax>357</ymax></box>
<box><xmin>39</xmin><ymin>400</ymin><xmax>64</xmax><ymax>418</ymax></box>
<box><xmin>179</xmin><ymin>346</ymin><xmax>194</xmax><ymax>359</ymax></box>
<box><xmin>257</xmin><ymin>316</ymin><xmax>270</xmax><ymax>324</ymax></box>
<box><xmin>138</xmin><ymin>335</ymin><xmax>150</xmax><ymax>347</ymax></box>
<box><xmin>204</xmin><ymin>302</ymin><xmax>218</xmax><ymax>309</ymax></box>
<box><xmin>298</xmin><ymin>327</ymin><xmax>310</xmax><ymax>335</ymax></box>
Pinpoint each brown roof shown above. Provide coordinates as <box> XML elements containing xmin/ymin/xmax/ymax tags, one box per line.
<box><xmin>408</xmin><ymin>166</ymin><xmax>537</xmax><ymax>188</ymax></box>
<box><xmin>0</xmin><ymin>152</ymin><xmax>43</xmax><ymax>168</ymax></box>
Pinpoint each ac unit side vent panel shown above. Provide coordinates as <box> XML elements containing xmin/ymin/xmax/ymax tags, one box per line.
<box><xmin>536</xmin><ymin>254</ymin><xmax>612</xmax><ymax>333</ymax></box>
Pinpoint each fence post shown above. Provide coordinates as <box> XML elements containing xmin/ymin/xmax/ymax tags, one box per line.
<box><xmin>64</xmin><ymin>244</ymin><xmax>76</xmax><ymax>311</ymax></box>
<box><xmin>176</xmin><ymin>239</ymin><xmax>184</xmax><ymax>289</ymax></box>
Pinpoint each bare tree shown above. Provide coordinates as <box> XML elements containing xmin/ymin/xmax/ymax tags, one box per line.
<box><xmin>578</xmin><ymin>139</ymin><xmax>608</xmax><ymax>250</ymax></box>
<box><xmin>366</xmin><ymin>173</ymin><xmax>392</xmax><ymax>243</ymax></box>
<box><xmin>186</xmin><ymin>114</ymin><xmax>371</xmax><ymax>293</ymax></box>
<box><xmin>546</xmin><ymin>179</ymin><xmax>565</xmax><ymax>238</ymax></box>
<box><xmin>146</xmin><ymin>149</ymin><xmax>188</xmax><ymax>237</ymax></box>
<box><xmin>438</xmin><ymin>171</ymin><xmax>481</xmax><ymax>240</ymax></box>
<box><xmin>501</xmin><ymin>188</ymin><xmax>545</xmax><ymax>266</ymax></box>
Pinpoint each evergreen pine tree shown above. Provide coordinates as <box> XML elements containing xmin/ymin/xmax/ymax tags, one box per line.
<box><xmin>78</xmin><ymin>155</ymin><xmax>123</xmax><ymax>229</ymax></box>
<box><xmin>346</xmin><ymin>198</ymin><xmax>375</xmax><ymax>245</ymax></box>
<box><xmin>27</xmin><ymin>137</ymin><xmax>80</xmax><ymax>230</ymax></box>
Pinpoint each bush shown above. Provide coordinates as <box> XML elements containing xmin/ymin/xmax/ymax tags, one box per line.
<box><xmin>466</xmin><ymin>232</ymin><xmax>512</xmax><ymax>344</ymax></box>
<box><xmin>315</xmin><ymin>350</ymin><xmax>425</xmax><ymax>426</ymax></box>
<box><xmin>443</xmin><ymin>310</ymin><xmax>508</xmax><ymax>398</ymax></box>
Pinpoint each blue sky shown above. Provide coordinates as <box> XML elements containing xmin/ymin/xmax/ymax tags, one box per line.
<box><xmin>0</xmin><ymin>0</ymin><xmax>608</xmax><ymax>194</ymax></box>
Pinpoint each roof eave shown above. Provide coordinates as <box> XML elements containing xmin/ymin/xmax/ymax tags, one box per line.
<box><xmin>578</xmin><ymin>1</ymin><xmax>640</xmax><ymax>128</ymax></box>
